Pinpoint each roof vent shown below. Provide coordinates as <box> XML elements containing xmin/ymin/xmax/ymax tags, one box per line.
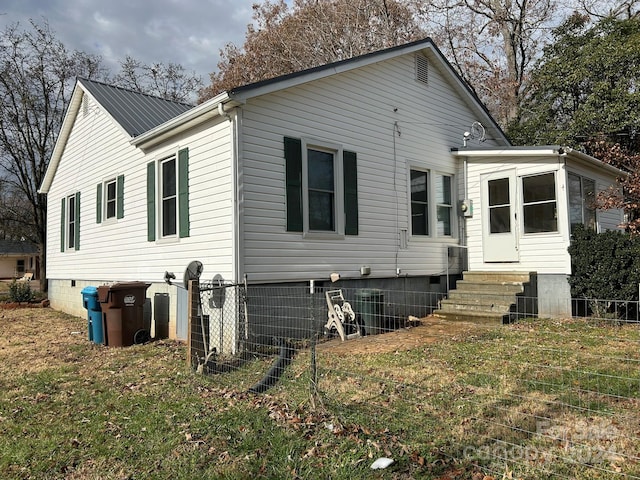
<box><xmin>415</xmin><ymin>54</ymin><xmax>429</xmax><ymax>85</ymax></box>
<box><xmin>82</xmin><ymin>95</ymin><xmax>90</xmax><ymax>118</ymax></box>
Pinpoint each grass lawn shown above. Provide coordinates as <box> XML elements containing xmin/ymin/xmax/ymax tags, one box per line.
<box><xmin>0</xmin><ymin>308</ymin><xmax>638</xmax><ymax>479</ymax></box>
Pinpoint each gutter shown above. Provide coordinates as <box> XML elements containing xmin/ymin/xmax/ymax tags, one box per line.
<box><xmin>131</xmin><ymin>92</ymin><xmax>239</xmax><ymax>150</ymax></box>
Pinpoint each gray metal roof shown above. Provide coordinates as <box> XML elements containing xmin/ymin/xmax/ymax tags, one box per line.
<box><xmin>0</xmin><ymin>240</ymin><xmax>38</xmax><ymax>255</ymax></box>
<box><xmin>78</xmin><ymin>78</ymin><xmax>194</xmax><ymax>137</ymax></box>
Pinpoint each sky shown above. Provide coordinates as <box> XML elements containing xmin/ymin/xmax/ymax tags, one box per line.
<box><xmin>0</xmin><ymin>0</ymin><xmax>260</xmax><ymax>84</ymax></box>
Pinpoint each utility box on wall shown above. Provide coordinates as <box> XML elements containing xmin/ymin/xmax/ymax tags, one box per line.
<box><xmin>154</xmin><ymin>293</ymin><xmax>170</xmax><ymax>340</ymax></box>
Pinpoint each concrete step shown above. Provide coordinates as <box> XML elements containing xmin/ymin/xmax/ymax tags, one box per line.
<box><xmin>462</xmin><ymin>271</ymin><xmax>532</xmax><ymax>283</ymax></box>
<box><xmin>447</xmin><ymin>291</ymin><xmax>519</xmax><ymax>304</ymax></box>
<box><xmin>435</xmin><ymin>270</ymin><xmax>534</xmax><ymax>324</ymax></box>
<box><xmin>432</xmin><ymin>309</ymin><xmax>506</xmax><ymax>324</ymax></box>
<box><xmin>453</xmin><ymin>281</ymin><xmax>524</xmax><ymax>294</ymax></box>
<box><xmin>439</xmin><ymin>298</ymin><xmax>512</xmax><ymax>313</ymax></box>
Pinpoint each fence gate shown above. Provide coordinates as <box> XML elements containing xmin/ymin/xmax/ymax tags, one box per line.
<box><xmin>187</xmin><ymin>280</ymin><xmax>247</xmax><ymax>374</ymax></box>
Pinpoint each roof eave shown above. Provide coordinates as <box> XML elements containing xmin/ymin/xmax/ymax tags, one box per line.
<box><xmin>131</xmin><ymin>92</ymin><xmax>233</xmax><ymax>150</ymax></box>
<box><xmin>39</xmin><ymin>82</ymin><xmax>85</xmax><ymax>194</ymax></box>
<box><xmin>451</xmin><ymin>146</ymin><xmax>628</xmax><ymax>177</ymax></box>
<box><xmin>225</xmin><ymin>38</ymin><xmax>509</xmax><ymax>145</ymax></box>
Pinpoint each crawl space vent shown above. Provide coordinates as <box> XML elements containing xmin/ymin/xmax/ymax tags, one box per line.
<box><xmin>415</xmin><ymin>54</ymin><xmax>429</xmax><ymax>85</ymax></box>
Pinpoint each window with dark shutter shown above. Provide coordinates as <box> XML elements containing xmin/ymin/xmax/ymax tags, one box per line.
<box><xmin>284</xmin><ymin>137</ymin><xmax>303</xmax><ymax>232</ymax></box>
<box><xmin>178</xmin><ymin>148</ymin><xmax>189</xmax><ymax>238</ymax></box>
<box><xmin>284</xmin><ymin>136</ymin><xmax>358</xmax><ymax>236</ymax></box>
<box><xmin>343</xmin><ymin>150</ymin><xmax>358</xmax><ymax>235</ymax></box>
<box><xmin>147</xmin><ymin>162</ymin><xmax>156</xmax><ymax>242</ymax></box>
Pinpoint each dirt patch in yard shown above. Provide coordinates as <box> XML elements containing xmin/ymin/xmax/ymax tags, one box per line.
<box><xmin>317</xmin><ymin>316</ymin><xmax>493</xmax><ymax>355</ymax></box>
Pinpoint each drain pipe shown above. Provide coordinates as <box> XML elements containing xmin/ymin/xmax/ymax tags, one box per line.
<box><xmin>248</xmin><ymin>338</ymin><xmax>296</xmax><ymax>394</ymax></box>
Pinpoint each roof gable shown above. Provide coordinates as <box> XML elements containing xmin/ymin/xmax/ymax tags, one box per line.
<box><xmin>134</xmin><ymin>38</ymin><xmax>509</xmax><ymax>148</ymax></box>
<box><xmin>40</xmin><ymin>78</ymin><xmax>193</xmax><ymax>193</ymax></box>
<box><xmin>78</xmin><ymin>78</ymin><xmax>193</xmax><ymax>137</ymax></box>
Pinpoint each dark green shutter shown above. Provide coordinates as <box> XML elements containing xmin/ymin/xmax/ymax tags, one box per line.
<box><xmin>343</xmin><ymin>150</ymin><xmax>358</xmax><ymax>235</ymax></box>
<box><xmin>178</xmin><ymin>148</ymin><xmax>190</xmax><ymax>238</ymax></box>
<box><xmin>60</xmin><ymin>197</ymin><xmax>66</xmax><ymax>252</ymax></box>
<box><xmin>284</xmin><ymin>137</ymin><xmax>303</xmax><ymax>232</ymax></box>
<box><xmin>74</xmin><ymin>191</ymin><xmax>80</xmax><ymax>250</ymax></box>
<box><xmin>96</xmin><ymin>183</ymin><xmax>102</xmax><ymax>223</ymax></box>
<box><xmin>116</xmin><ymin>175</ymin><xmax>124</xmax><ymax>219</ymax></box>
<box><xmin>147</xmin><ymin>162</ymin><xmax>156</xmax><ymax>242</ymax></box>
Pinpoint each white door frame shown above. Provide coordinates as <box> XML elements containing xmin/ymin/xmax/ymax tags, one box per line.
<box><xmin>481</xmin><ymin>170</ymin><xmax>519</xmax><ymax>262</ymax></box>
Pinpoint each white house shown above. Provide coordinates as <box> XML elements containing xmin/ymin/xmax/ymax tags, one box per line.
<box><xmin>0</xmin><ymin>240</ymin><xmax>39</xmax><ymax>280</ymax></box>
<box><xmin>39</xmin><ymin>38</ymin><xmax>624</xmax><ymax>340</ymax></box>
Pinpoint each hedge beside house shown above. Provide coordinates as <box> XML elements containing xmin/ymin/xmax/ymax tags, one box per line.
<box><xmin>568</xmin><ymin>225</ymin><xmax>640</xmax><ymax>313</ymax></box>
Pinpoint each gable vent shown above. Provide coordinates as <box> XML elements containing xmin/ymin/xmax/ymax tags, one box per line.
<box><xmin>82</xmin><ymin>95</ymin><xmax>90</xmax><ymax>118</ymax></box>
<box><xmin>415</xmin><ymin>54</ymin><xmax>429</xmax><ymax>85</ymax></box>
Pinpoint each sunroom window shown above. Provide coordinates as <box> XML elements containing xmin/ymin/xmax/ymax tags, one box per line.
<box><xmin>522</xmin><ymin>173</ymin><xmax>557</xmax><ymax>233</ymax></box>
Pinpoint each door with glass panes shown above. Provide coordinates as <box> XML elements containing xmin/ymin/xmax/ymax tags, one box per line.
<box><xmin>481</xmin><ymin>170</ymin><xmax>519</xmax><ymax>262</ymax></box>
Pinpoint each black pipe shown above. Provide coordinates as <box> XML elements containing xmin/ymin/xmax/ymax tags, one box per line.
<box><xmin>248</xmin><ymin>338</ymin><xmax>295</xmax><ymax>394</ymax></box>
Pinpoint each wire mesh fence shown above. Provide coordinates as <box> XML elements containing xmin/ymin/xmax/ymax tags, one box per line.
<box><xmin>188</xmin><ymin>281</ymin><xmax>640</xmax><ymax>478</ymax></box>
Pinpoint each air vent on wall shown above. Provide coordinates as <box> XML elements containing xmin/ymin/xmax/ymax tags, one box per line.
<box><xmin>415</xmin><ymin>54</ymin><xmax>429</xmax><ymax>85</ymax></box>
<box><xmin>82</xmin><ymin>95</ymin><xmax>90</xmax><ymax>118</ymax></box>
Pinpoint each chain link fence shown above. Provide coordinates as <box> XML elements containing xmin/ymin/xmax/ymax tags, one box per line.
<box><xmin>187</xmin><ymin>280</ymin><xmax>640</xmax><ymax>478</ymax></box>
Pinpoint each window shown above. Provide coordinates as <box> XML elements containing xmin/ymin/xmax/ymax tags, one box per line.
<box><xmin>411</xmin><ymin>170</ymin><xmax>429</xmax><ymax>236</ymax></box>
<box><xmin>284</xmin><ymin>137</ymin><xmax>358</xmax><ymax>235</ymax></box>
<box><xmin>307</xmin><ymin>148</ymin><xmax>335</xmax><ymax>231</ymax></box>
<box><xmin>410</xmin><ymin>169</ymin><xmax>454</xmax><ymax>237</ymax></box>
<box><xmin>568</xmin><ymin>172</ymin><xmax>596</xmax><ymax>234</ymax></box>
<box><xmin>60</xmin><ymin>192</ymin><xmax>80</xmax><ymax>251</ymax></box>
<box><xmin>522</xmin><ymin>173</ymin><xmax>557</xmax><ymax>233</ymax></box>
<box><xmin>106</xmin><ymin>179</ymin><xmax>117</xmax><ymax>219</ymax></box>
<box><xmin>16</xmin><ymin>259</ymin><xmax>25</xmax><ymax>275</ymax></box>
<box><xmin>146</xmin><ymin>148</ymin><xmax>189</xmax><ymax>241</ymax></box>
<box><xmin>488</xmin><ymin>178</ymin><xmax>511</xmax><ymax>234</ymax></box>
<box><xmin>96</xmin><ymin>175</ymin><xmax>124</xmax><ymax>223</ymax></box>
<box><xmin>161</xmin><ymin>157</ymin><xmax>177</xmax><ymax>237</ymax></box>
<box><xmin>436</xmin><ymin>174</ymin><xmax>452</xmax><ymax>236</ymax></box>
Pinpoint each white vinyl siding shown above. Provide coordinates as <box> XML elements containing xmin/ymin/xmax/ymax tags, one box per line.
<box><xmin>465</xmin><ymin>156</ymin><xmax>624</xmax><ymax>275</ymax></box>
<box><xmin>45</xmin><ymin>100</ymin><xmax>234</xmax><ymax>284</ymax></box>
<box><xmin>239</xmin><ymin>52</ymin><xmax>498</xmax><ymax>281</ymax></box>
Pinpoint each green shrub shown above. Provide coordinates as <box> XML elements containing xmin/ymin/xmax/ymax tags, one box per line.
<box><xmin>568</xmin><ymin>225</ymin><xmax>640</xmax><ymax>318</ymax></box>
<box><xmin>8</xmin><ymin>279</ymin><xmax>35</xmax><ymax>303</ymax></box>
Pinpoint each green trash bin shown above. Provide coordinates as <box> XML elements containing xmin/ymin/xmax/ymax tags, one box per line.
<box><xmin>355</xmin><ymin>289</ymin><xmax>385</xmax><ymax>335</ymax></box>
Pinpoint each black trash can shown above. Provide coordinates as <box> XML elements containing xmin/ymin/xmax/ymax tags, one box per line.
<box><xmin>98</xmin><ymin>282</ymin><xmax>151</xmax><ymax>347</ymax></box>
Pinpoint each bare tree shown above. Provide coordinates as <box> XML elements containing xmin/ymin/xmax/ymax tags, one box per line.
<box><xmin>199</xmin><ymin>0</ymin><xmax>425</xmax><ymax>101</ymax></box>
<box><xmin>113</xmin><ymin>56</ymin><xmax>203</xmax><ymax>103</ymax></box>
<box><xmin>0</xmin><ymin>20</ymin><xmax>105</xmax><ymax>290</ymax></box>
<box><xmin>579</xmin><ymin>0</ymin><xmax>640</xmax><ymax>19</ymax></box>
<box><xmin>413</xmin><ymin>0</ymin><xmax>556</xmax><ymax>127</ymax></box>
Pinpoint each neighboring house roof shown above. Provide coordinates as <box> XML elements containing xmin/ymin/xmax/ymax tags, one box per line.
<box><xmin>0</xmin><ymin>239</ymin><xmax>39</xmax><ymax>256</ymax></box>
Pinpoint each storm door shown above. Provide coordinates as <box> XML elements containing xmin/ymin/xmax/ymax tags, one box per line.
<box><xmin>482</xmin><ymin>171</ymin><xmax>519</xmax><ymax>262</ymax></box>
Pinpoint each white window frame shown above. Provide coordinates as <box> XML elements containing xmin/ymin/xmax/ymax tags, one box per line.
<box><xmin>436</xmin><ymin>173</ymin><xmax>453</xmax><ymax>237</ymax></box>
<box><xmin>159</xmin><ymin>154</ymin><xmax>178</xmax><ymax>240</ymax></box>
<box><xmin>66</xmin><ymin>192</ymin><xmax>77</xmax><ymax>250</ymax></box>
<box><xmin>301</xmin><ymin>138</ymin><xmax>344</xmax><ymax>238</ymax></box>
<box><xmin>410</xmin><ymin>168</ymin><xmax>430</xmax><ymax>237</ymax></box>
<box><xmin>408</xmin><ymin>167</ymin><xmax>456</xmax><ymax>239</ymax></box>
<box><xmin>521</xmin><ymin>172</ymin><xmax>558</xmax><ymax>235</ymax></box>
<box><xmin>568</xmin><ymin>172</ymin><xmax>597</xmax><ymax>234</ymax></box>
<box><xmin>103</xmin><ymin>177</ymin><xmax>118</xmax><ymax>222</ymax></box>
